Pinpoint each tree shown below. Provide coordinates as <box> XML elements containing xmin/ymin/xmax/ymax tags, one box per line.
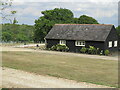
<box><xmin>34</xmin><ymin>8</ymin><xmax>74</xmax><ymax>42</ymax></box>
<box><xmin>2</xmin><ymin>24</ymin><xmax>35</xmax><ymax>42</ymax></box>
<box><xmin>0</xmin><ymin>0</ymin><xmax>17</xmax><ymax>24</ymax></box>
<box><xmin>34</xmin><ymin>8</ymin><xmax>99</xmax><ymax>42</ymax></box>
<box><xmin>16</xmin><ymin>33</ymin><xmax>28</xmax><ymax>43</ymax></box>
<box><xmin>73</xmin><ymin>18</ymin><xmax>79</xmax><ymax>24</ymax></box>
<box><xmin>78</xmin><ymin>15</ymin><xmax>99</xmax><ymax>24</ymax></box>
<box><xmin>41</xmin><ymin>8</ymin><xmax>74</xmax><ymax>23</ymax></box>
<box><xmin>13</xmin><ymin>18</ymin><xmax>18</xmax><ymax>24</ymax></box>
<box><xmin>2</xmin><ymin>32</ymin><xmax>13</xmax><ymax>42</ymax></box>
<box><xmin>116</xmin><ymin>26</ymin><xmax>120</xmax><ymax>36</ymax></box>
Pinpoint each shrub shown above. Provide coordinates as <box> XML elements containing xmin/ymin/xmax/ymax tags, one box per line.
<box><xmin>50</xmin><ymin>45</ymin><xmax>57</xmax><ymax>50</ymax></box>
<box><xmin>56</xmin><ymin>44</ymin><xmax>62</xmax><ymax>51</ymax></box>
<box><xmin>88</xmin><ymin>46</ymin><xmax>96</xmax><ymax>54</ymax></box>
<box><xmin>80</xmin><ymin>47</ymin><xmax>87</xmax><ymax>53</ymax></box>
<box><xmin>50</xmin><ymin>44</ymin><xmax>69</xmax><ymax>52</ymax></box>
<box><xmin>56</xmin><ymin>44</ymin><xmax>69</xmax><ymax>51</ymax></box>
<box><xmin>104</xmin><ymin>50</ymin><xmax>110</xmax><ymax>56</ymax></box>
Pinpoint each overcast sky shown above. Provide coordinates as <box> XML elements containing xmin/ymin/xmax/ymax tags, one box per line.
<box><xmin>2</xmin><ymin>0</ymin><xmax>119</xmax><ymax>27</ymax></box>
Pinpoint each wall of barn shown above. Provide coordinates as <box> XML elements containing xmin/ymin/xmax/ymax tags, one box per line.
<box><xmin>86</xmin><ymin>41</ymin><xmax>105</xmax><ymax>50</ymax></box>
<box><xmin>67</xmin><ymin>40</ymin><xmax>105</xmax><ymax>53</ymax></box>
<box><xmin>46</xmin><ymin>39</ymin><xmax>105</xmax><ymax>53</ymax></box>
<box><xmin>119</xmin><ymin>37</ymin><xmax>120</xmax><ymax>51</ymax></box>
<box><xmin>105</xmin><ymin>26</ymin><xmax>119</xmax><ymax>52</ymax></box>
<box><xmin>46</xmin><ymin>39</ymin><xmax>59</xmax><ymax>48</ymax></box>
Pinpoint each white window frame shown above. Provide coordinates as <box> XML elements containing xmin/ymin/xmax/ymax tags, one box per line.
<box><xmin>109</xmin><ymin>41</ymin><xmax>112</xmax><ymax>48</ymax></box>
<box><xmin>114</xmin><ymin>41</ymin><xmax>117</xmax><ymax>47</ymax></box>
<box><xmin>59</xmin><ymin>40</ymin><xmax>66</xmax><ymax>45</ymax></box>
<box><xmin>75</xmin><ymin>41</ymin><xmax>85</xmax><ymax>46</ymax></box>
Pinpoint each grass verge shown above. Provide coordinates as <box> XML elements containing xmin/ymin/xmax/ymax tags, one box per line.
<box><xmin>2</xmin><ymin>51</ymin><xmax>118</xmax><ymax>87</ymax></box>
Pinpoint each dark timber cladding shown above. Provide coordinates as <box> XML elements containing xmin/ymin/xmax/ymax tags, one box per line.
<box><xmin>45</xmin><ymin>24</ymin><xmax>119</xmax><ymax>52</ymax></box>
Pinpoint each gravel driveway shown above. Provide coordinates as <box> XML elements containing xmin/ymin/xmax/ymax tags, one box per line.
<box><xmin>2</xmin><ymin>67</ymin><xmax>111</xmax><ymax>88</ymax></box>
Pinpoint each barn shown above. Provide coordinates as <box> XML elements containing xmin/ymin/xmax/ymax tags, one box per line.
<box><xmin>45</xmin><ymin>24</ymin><xmax>119</xmax><ymax>52</ymax></box>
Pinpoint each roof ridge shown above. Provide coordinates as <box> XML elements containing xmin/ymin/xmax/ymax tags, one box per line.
<box><xmin>55</xmin><ymin>24</ymin><xmax>113</xmax><ymax>26</ymax></box>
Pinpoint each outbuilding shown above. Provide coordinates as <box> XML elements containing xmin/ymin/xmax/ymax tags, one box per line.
<box><xmin>45</xmin><ymin>24</ymin><xmax>119</xmax><ymax>52</ymax></box>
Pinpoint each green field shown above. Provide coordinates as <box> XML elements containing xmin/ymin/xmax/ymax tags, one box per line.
<box><xmin>2</xmin><ymin>51</ymin><xmax>118</xmax><ymax>87</ymax></box>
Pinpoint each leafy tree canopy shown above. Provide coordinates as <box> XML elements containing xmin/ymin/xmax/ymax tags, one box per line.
<box><xmin>116</xmin><ymin>25</ymin><xmax>120</xmax><ymax>36</ymax></box>
<box><xmin>78</xmin><ymin>15</ymin><xmax>99</xmax><ymax>24</ymax></box>
<box><xmin>2</xmin><ymin>24</ymin><xmax>35</xmax><ymax>42</ymax></box>
<box><xmin>34</xmin><ymin>8</ymin><xmax>99</xmax><ymax>42</ymax></box>
<box><xmin>41</xmin><ymin>8</ymin><xmax>74</xmax><ymax>23</ymax></box>
<box><xmin>34</xmin><ymin>8</ymin><xmax>75</xmax><ymax>42</ymax></box>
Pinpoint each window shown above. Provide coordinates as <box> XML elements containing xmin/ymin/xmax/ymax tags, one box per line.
<box><xmin>75</xmin><ymin>41</ymin><xmax>85</xmax><ymax>46</ymax></box>
<box><xmin>60</xmin><ymin>40</ymin><xmax>66</xmax><ymax>45</ymax></box>
<box><xmin>114</xmin><ymin>41</ymin><xmax>117</xmax><ymax>47</ymax></box>
<box><xmin>109</xmin><ymin>41</ymin><xmax>112</xmax><ymax>48</ymax></box>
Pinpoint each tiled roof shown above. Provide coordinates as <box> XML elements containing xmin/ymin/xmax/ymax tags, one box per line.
<box><xmin>45</xmin><ymin>24</ymin><xmax>114</xmax><ymax>41</ymax></box>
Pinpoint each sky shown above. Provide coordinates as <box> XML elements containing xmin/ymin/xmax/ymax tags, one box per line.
<box><xmin>2</xmin><ymin>0</ymin><xmax>120</xmax><ymax>27</ymax></box>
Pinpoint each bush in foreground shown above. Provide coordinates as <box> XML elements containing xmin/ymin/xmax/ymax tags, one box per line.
<box><xmin>80</xmin><ymin>47</ymin><xmax>87</xmax><ymax>53</ymax></box>
<box><xmin>80</xmin><ymin>46</ymin><xmax>110</xmax><ymax>56</ymax></box>
<box><xmin>50</xmin><ymin>44</ymin><xmax>69</xmax><ymax>52</ymax></box>
<box><xmin>104</xmin><ymin>50</ymin><xmax>110</xmax><ymax>56</ymax></box>
<box><xmin>88</xmin><ymin>46</ymin><xmax>97</xmax><ymax>54</ymax></box>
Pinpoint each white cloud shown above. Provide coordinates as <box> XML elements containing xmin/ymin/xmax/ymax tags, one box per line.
<box><xmin>3</xmin><ymin>1</ymin><xmax>118</xmax><ymax>26</ymax></box>
<box><xmin>13</xmin><ymin>0</ymin><xmax>119</xmax><ymax>2</ymax></box>
<box><xmin>17</xmin><ymin>16</ymin><xmax>36</xmax><ymax>25</ymax></box>
<box><xmin>11</xmin><ymin>1</ymin><xmax>118</xmax><ymax>18</ymax></box>
<box><xmin>89</xmin><ymin>9</ymin><xmax>117</xmax><ymax>18</ymax></box>
<box><xmin>70</xmin><ymin>2</ymin><xmax>118</xmax><ymax>18</ymax></box>
<box><xmin>10</xmin><ymin>7</ymin><xmax>42</xmax><ymax>17</ymax></box>
<box><xmin>89</xmin><ymin>0</ymin><xmax>119</xmax><ymax>3</ymax></box>
<box><xmin>22</xmin><ymin>7</ymin><xmax>42</xmax><ymax>16</ymax></box>
<box><xmin>76</xmin><ymin>8</ymin><xmax>82</xmax><ymax>11</ymax></box>
<box><xmin>51</xmin><ymin>5</ymin><xmax>61</xmax><ymax>9</ymax></box>
<box><xmin>12</xmin><ymin>2</ymin><xmax>25</xmax><ymax>6</ymax></box>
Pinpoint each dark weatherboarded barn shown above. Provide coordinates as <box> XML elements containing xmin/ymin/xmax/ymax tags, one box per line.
<box><xmin>45</xmin><ymin>24</ymin><xmax>119</xmax><ymax>52</ymax></box>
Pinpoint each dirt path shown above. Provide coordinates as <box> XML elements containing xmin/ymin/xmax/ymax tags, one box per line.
<box><xmin>14</xmin><ymin>44</ymin><xmax>45</xmax><ymax>48</ymax></box>
<box><xmin>2</xmin><ymin>67</ymin><xmax>111</xmax><ymax>88</ymax></box>
<box><xmin>1</xmin><ymin>46</ymin><xmax>118</xmax><ymax>60</ymax></box>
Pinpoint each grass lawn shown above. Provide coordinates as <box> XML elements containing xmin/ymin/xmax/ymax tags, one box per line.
<box><xmin>2</xmin><ymin>51</ymin><xmax>118</xmax><ymax>87</ymax></box>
